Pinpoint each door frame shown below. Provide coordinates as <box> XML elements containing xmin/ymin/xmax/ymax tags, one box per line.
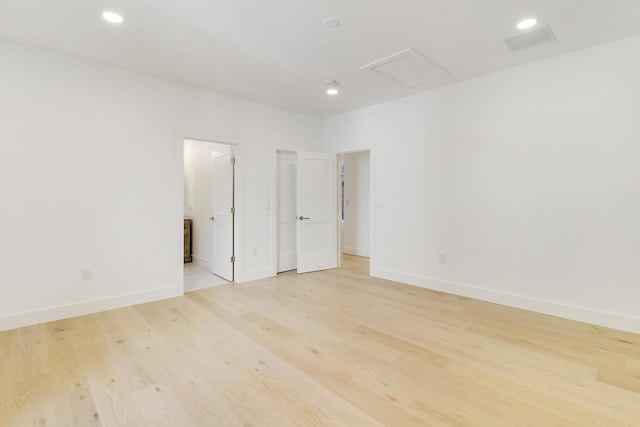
<box><xmin>271</xmin><ymin>145</ymin><xmax>375</xmax><ymax>277</ymax></box>
<box><xmin>211</xmin><ymin>148</ymin><xmax>235</xmax><ymax>281</ymax></box>
<box><xmin>182</xmin><ymin>138</ymin><xmax>242</xmax><ymax>291</ymax></box>
<box><xmin>337</xmin><ymin>148</ymin><xmax>374</xmax><ymax>275</ymax></box>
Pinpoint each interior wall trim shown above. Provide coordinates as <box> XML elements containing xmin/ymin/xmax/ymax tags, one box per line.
<box><xmin>0</xmin><ymin>286</ymin><xmax>180</xmax><ymax>332</ymax></box>
<box><xmin>373</xmin><ymin>268</ymin><xmax>640</xmax><ymax>334</ymax></box>
<box><xmin>342</xmin><ymin>247</ymin><xmax>370</xmax><ymax>257</ymax></box>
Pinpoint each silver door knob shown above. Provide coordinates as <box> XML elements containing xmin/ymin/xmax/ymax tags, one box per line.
<box><xmin>209</xmin><ymin>216</ymin><xmax>215</xmax><ymax>221</ymax></box>
<box><xmin>298</xmin><ymin>216</ymin><xmax>310</xmax><ymax>220</ymax></box>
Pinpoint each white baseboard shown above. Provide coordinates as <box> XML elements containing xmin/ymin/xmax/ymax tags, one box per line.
<box><xmin>236</xmin><ymin>268</ymin><xmax>275</xmax><ymax>284</ymax></box>
<box><xmin>373</xmin><ymin>268</ymin><xmax>640</xmax><ymax>334</ymax></box>
<box><xmin>191</xmin><ymin>255</ymin><xmax>211</xmax><ymax>269</ymax></box>
<box><xmin>0</xmin><ymin>286</ymin><xmax>180</xmax><ymax>332</ymax></box>
<box><xmin>342</xmin><ymin>246</ymin><xmax>370</xmax><ymax>257</ymax></box>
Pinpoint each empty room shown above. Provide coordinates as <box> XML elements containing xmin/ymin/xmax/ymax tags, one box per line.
<box><xmin>1</xmin><ymin>1</ymin><xmax>639</xmax><ymax>425</ymax></box>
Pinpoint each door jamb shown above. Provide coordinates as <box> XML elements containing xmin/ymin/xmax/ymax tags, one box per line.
<box><xmin>183</xmin><ymin>138</ymin><xmax>239</xmax><ymax>290</ymax></box>
<box><xmin>336</xmin><ymin>147</ymin><xmax>374</xmax><ymax>276</ymax></box>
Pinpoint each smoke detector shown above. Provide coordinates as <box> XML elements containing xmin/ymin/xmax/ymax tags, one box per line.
<box><xmin>323</xmin><ymin>17</ymin><xmax>340</xmax><ymax>29</ymax></box>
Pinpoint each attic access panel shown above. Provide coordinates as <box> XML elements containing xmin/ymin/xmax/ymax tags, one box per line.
<box><xmin>359</xmin><ymin>48</ymin><xmax>448</xmax><ymax>87</ymax></box>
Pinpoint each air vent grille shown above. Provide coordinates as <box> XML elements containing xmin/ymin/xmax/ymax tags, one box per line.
<box><xmin>504</xmin><ymin>26</ymin><xmax>556</xmax><ymax>52</ymax></box>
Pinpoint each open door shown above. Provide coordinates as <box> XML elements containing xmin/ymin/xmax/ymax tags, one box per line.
<box><xmin>296</xmin><ymin>151</ymin><xmax>338</xmax><ymax>273</ymax></box>
<box><xmin>277</xmin><ymin>151</ymin><xmax>297</xmax><ymax>272</ymax></box>
<box><xmin>211</xmin><ymin>151</ymin><xmax>234</xmax><ymax>281</ymax></box>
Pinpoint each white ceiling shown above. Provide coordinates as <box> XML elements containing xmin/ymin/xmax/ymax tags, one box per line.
<box><xmin>1</xmin><ymin>0</ymin><xmax>639</xmax><ymax>117</ymax></box>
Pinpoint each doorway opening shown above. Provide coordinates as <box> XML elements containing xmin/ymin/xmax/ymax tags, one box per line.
<box><xmin>183</xmin><ymin>139</ymin><xmax>235</xmax><ymax>291</ymax></box>
<box><xmin>338</xmin><ymin>150</ymin><xmax>371</xmax><ymax>265</ymax></box>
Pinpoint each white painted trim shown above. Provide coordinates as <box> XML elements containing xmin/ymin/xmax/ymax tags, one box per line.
<box><xmin>342</xmin><ymin>246</ymin><xmax>370</xmax><ymax>257</ymax></box>
<box><xmin>271</xmin><ymin>149</ymin><xmax>278</xmax><ymax>276</ymax></box>
<box><xmin>0</xmin><ymin>286</ymin><xmax>180</xmax><ymax>332</ymax></box>
<box><xmin>333</xmin><ymin>145</ymin><xmax>376</xmax><ymax>276</ymax></box>
<box><xmin>337</xmin><ymin>152</ymin><xmax>343</xmax><ymax>269</ymax></box>
<box><xmin>191</xmin><ymin>255</ymin><xmax>211</xmax><ymax>269</ymax></box>
<box><xmin>235</xmin><ymin>268</ymin><xmax>274</xmax><ymax>284</ymax></box>
<box><xmin>373</xmin><ymin>268</ymin><xmax>640</xmax><ymax>334</ymax></box>
<box><xmin>182</xmin><ymin>138</ymin><xmax>243</xmax><ymax>290</ymax></box>
<box><xmin>369</xmin><ymin>145</ymin><xmax>376</xmax><ymax>277</ymax></box>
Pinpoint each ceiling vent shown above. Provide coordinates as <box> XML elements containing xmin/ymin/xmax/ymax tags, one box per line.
<box><xmin>504</xmin><ymin>26</ymin><xmax>556</xmax><ymax>52</ymax></box>
<box><xmin>359</xmin><ymin>48</ymin><xmax>448</xmax><ymax>87</ymax></box>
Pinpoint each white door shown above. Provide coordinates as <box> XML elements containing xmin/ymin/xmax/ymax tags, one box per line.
<box><xmin>296</xmin><ymin>151</ymin><xmax>338</xmax><ymax>273</ymax></box>
<box><xmin>211</xmin><ymin>152</ymin><xmax>234</xmax><ymax>281</ymax></box>
<box><xmin>277</xmin><ymin>151</ymin><xmax>297</xmax><ymax>272</ymax></box>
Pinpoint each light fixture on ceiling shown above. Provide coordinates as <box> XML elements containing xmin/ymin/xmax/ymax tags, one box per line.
<box><xmin>517</xmin><ymin>18</ymin><xmax>537</xmax><ymax>30</ymax></box>
<box><xmin>102</xmin><ymin>11</ymin><xmax>124</xmax><ymax>24</ymax></box>
<box><xmin>324</xmin><ymin>80</ymin><xmax>339</xmax><ymax>95</ymax></box>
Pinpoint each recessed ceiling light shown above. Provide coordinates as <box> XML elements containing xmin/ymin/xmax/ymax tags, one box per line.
<box><xmin>324</xmin><ymin>80</ymin><xmax>339</xmax><ymax>95</ymax></box>
<box><xmin>102</xmin><ymin>11</ymin><xmax>124</xmax><ymax>24</ymax></box>
<box><xmin>517</xmin><ymin>18</ymin><xmax>537</xmax><ymax>30</ymax></box>
<box><xmin>323</xmin><ymin>17</ymin><xmax>340</xmax><ymax>29</ymax></box>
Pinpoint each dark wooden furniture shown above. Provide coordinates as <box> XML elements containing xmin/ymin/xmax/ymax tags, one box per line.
<box><xmin>184</xmin><ymin>218</ymin><xmax>192</xmax><ymax>263</ymax></box>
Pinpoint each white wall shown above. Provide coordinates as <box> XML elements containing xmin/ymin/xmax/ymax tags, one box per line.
<box><xmin>183</xmin><ymin>140</ymin><xmax>230</xmax><ymax>267</ymax></box>
<box><xmin>323</xmin><ymin>35</ymin><xmax>640</xmax><ymax>333</ymax></box>
<box><xmin>342</xmin><ymin>151</ymin><xmax>370</xmax><ymax>257</ymax></box>
<box><xmin>0</xmin><ymin>40</ymin><xmax>321</xmax><ymax>331</ymax></box>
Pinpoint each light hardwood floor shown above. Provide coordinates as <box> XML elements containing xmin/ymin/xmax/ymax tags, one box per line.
<box><xmin>1</xmin><ymin>255</ymin><xmax>639</xmax><ymax>426</ymax></box>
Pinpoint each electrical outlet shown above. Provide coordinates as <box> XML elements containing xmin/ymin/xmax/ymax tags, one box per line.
<box><xmin>82</xmin><ymin>268</ymin><xmax>92</xmax><ymax>280</ymax></box>
<box><xmin>252</xmin><ymin>247</ymin><xmax>258</xmax><ymax>256</ymax></box>
<box><xmin>438</xmin><ymin>253</ymin><xmax>446</xmax><ymax>264</ymax></box>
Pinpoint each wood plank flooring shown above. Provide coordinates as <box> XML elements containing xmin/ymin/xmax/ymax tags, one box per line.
<box><xmin>1</xmin><ymin>254</ymin><xmax>639</xmax><ymax>426</ymax></box>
